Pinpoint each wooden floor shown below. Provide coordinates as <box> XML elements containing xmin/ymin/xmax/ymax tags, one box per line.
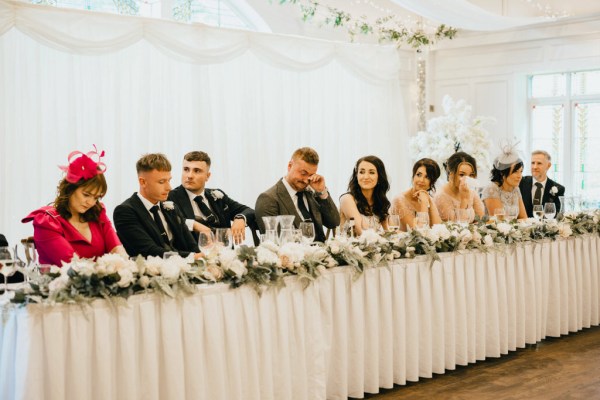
<box><xmin>360</xmin><ymin>326</ymin><xmax>600</xmax><ymax>400</ymax></box>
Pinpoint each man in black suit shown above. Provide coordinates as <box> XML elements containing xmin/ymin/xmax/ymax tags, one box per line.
<box><xmin>168</xmin><ymin>151</ymin><xmax>257</xmax><ymax>244</ymax></box>
<box><xmin>255</xmin><ymin>147</ymin><xmax>340</xmax><ymax>242</ymax></box>
<box><xmin>113</xmin><ymin>153</ymin><xmax>202</xmax><ymax>259</ymax></box>
<box><xmin>519</xmin><ymin>150</ymin><xmax>565</xmax><ymax>218</ymax></box>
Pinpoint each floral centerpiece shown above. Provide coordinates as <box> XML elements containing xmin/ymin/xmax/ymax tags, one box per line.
<box><xmin>5</xmin><ymin>210</ymin><xmax>600</xmax><ymax>308</ymax></box>
<box><xmin>409</xmin><ymin>95</ymin><xmax>493</xmax><ymax>180</ymax></box>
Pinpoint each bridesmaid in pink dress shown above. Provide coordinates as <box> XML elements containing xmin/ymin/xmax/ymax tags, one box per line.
<box><xmin>393</xmin><ymin>158</ymin><xmax>442</xmax><ymax>231</ymax></box>
<box><xmin>22</xmin><ymin>148</ymin><xmax>127</xmax><ymax>266</ymax></box>
<box><xmin>434</xmin><ymin>152</ymin><xmax>485</xmax><ymax>222</ymax></box>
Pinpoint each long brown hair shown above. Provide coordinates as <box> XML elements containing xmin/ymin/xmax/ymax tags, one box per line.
<box><xmin>54</xmin><ymin>174</ymin><xmax>107</xmax><ymax>222</ymax></box>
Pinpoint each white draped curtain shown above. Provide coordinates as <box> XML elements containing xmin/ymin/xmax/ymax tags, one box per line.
<box><xmin>0</xmin><ymin>0</ymin><xmax>412</xmax><ymax>244</ymax></box>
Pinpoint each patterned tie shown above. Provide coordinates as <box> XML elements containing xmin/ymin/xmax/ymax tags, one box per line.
<box><xmin>150</xmin><ymin>205</ymin><xmax>168</xmax><ymax>243</ymax></box>
<box><xmin>194</xmin><ymin>195</ymin><xmax>219</xmax><ymax>226</ymax></box>
<box><xmin>296</xmin><ymin>191</ymin><xmax>312</xmax><ymax>221</ymax></box>
<box><xmin>533</xmin><ymin>182</ymin><xmax>543</xmax><ymax>206</ymax></box>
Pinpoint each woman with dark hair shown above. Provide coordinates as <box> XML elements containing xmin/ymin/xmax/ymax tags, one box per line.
<box><xmin>339</xmin><ymin>155</ymin><xmax>391</xmax><ymax>235</ymax></box>
<box><xmin>434</xmin><ymin>151</ymin><xmax>485</xmax><ymax>222</ymax></box>
<box><xmin>393</xmin><ymin>158</ymin><xmax>442</xmax><ymax>230</ymax></box>
<box><xmin>22</xmin><ymin>148</ymin><xmax>127</xmax><ymax>266</ymax></box>
<box><xmin>481</xmin><ymin>145</ymin><xmax>528</xmax><ymax>219</ymax></box>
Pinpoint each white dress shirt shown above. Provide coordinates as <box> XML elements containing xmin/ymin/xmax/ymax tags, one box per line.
<box><xmin>137</xmin><ymin>193</ymin><xmax>173</xmax><ymax>242</ymax></box>
<box><xmin>282</xmin><ymin>177</ymin><xmax>310</xmax><ymax>218</ymax></box>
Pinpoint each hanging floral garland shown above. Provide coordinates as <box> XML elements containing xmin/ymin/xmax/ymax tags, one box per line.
<box><xmin>276</xmin><ymin>0</ymin><xmax>458</xmax><ymax>49</ymax></box>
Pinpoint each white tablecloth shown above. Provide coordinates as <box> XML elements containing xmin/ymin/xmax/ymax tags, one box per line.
<box><xmin>1</xmin><ymin>235</ymin><xmax>599</xmax><ymax>400</ymax></box>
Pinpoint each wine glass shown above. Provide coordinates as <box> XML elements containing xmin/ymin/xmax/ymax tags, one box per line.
<box><xmin>299</xmin><ymin>221</ymin><xmax>315</xmax><ymax>244</ymax></box>
<box><xmin>505</xmin><ymin>205</ymin><xmax>519</xmax><ymax>222</ymax></box>
<box><xmin>454</xmin><ymin>208</ymin><xmax>470</xmax><ymax>225</ymax></box>
<box><xmin>544</xmin><ymin>203</ymin><xmax>557</xmax><ymax>220</ymax></box>
<box><xmin>0</xmin><ymin>248</ymin><xmax>15</xmax><ymax>294</ymax></box>
<box><xmin>215</xmin><ymin>228</ymin><xmax>232</xmax><ymax>249</ymax></box>
<box><xmin>533</xmin><ymin>205</ymin><xmax>544</xmax><ymax>221</ymax></box>
<box><xmin>387</xmin><ymin>214</ymin><xmax>401</xmax><ymax>233</ymax></box>
<box><xmin>414</xmin><ymin>212</ymin><xmax>429</xmax><ymax>229</ymax></box>
<box><xmin>494</xmin><ymin>207</ymin><xmax>506</xmax><ymax>222</ymax></box>
<box><xmin>198</xmin><ymin>231</ymin><xmax>215</xmax><ymax>254</ymax></box>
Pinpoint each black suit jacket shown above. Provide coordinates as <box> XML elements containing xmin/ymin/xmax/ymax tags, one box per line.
<box><xmin>168</xmin><ymin>185</ymin><xmax>258</xmax><ymax>240</ymax></box>
<box><xmin>519</xmin><ymin>176</ymin><xmax>565</xmax><ymax>218</ymax></box>
<box><xmin>255</xmin><ymin>179</ymin><xmax>340</xmax><ymax>242</ymax></box>
<box><xmin>113</xmin><ymin>193</ymin><xmax>199</xmax><ymax>258</ymax></box>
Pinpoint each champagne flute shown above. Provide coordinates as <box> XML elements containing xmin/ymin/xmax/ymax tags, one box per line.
<box><xmin>544</xmin><ymin>203</ymin><xmax>557</xmax><ymax>220</ymax></box>
<box><xmin>299</xmin><ymin>221</ymin><xmax>316</xmax><ymax>244</ymax></box>
<box><xmin>533</xmin><ymin>205</ymin><xmax>544</xmax><ymax>221</ymax></box>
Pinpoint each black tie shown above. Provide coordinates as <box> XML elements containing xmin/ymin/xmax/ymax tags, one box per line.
<box><xmin>150</xmin><ymin>205</ymin><xmax>168</xmax><ymax>243</ymax></box>
<box><xmin>296</xmin><ymin>191</ymin><xmax>312</xmax><ymax>221</ymax></box>
<box><xmin>533</xmin><ymin>182</ymin><xmax>543</xmax><ymax>206</ymax></box>
<box><xmin>194</xmin><ymin>195</ymin><xmax>219</xmax><ymax>226</ymax></box>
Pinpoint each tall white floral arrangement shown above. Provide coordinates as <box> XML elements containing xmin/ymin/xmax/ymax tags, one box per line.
<box><xmin>409</xmin><ymin>95</ymin><xmax>493</xmax><ymax>182</ymax></box>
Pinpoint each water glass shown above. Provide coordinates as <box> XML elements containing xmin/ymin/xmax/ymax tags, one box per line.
<box><xmin>262</xmin><ymin>216</ymin><xmax>279</xmax><ymax>232</ymax></box>
<box><xmin>415</xmin><ymin>212</ymin><xmax>429</xmax><ymax>229</ymax></box>
<box><xmin>215</xmin><ymin>228</ymin><xmax>232</xmax><ymax>248</ymax></box>
<box><xmin>387</xmin><ymin>214</ymin><xmax>401</xmax><ymax>232</ymax></box>
<box><xmin>299</xmin><ymin>221</ymin><xmax>316</xmax><ymax>244</ymax></box>
<box><xmin>278</xmin><ymin>215</ymin><xmax>296</xmax><ymax>230</ymax></box>
<box><xmin>544</xmin><ymin>203</ymin><xmax>557</xmax><ymax>220</ymax></box>
<box><xmin>533</xmin><ymin>205</ymin><xmax>544</xmax><ymax>221</ymax></box>
<box><xmin>279</xmin><ymin>228</ymin><xmax>295</xmax><ymax>245</ymax></box>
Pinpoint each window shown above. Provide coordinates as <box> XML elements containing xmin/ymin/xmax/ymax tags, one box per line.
<box><xmin>31</xmin><ymin>0</ymin><xmax>267</xmax><ymax>31</ymax></box>
<box><xmin>528</xmin><ymin>70</ymin><xmax>600</xmax><ymax>200</ymax></box>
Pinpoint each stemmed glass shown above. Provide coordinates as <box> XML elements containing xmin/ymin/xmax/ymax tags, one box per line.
<box><xmin>198</xmin><ymin>231</ymin><xmax>216</xmax><ymax>254</ymax></box>
<box><xmin>533</xmin><ymin>205</ymin><xmax>544</xmax><ymax>221</ymax></box>
<box><xmin>505</xmin><ymin>205</ymin><xmax>519</xmax><ymax>222</ymax></box>
<box><xmin>0</xmin><ymin>247</ymin><xmax>15</xmax><ymax>295</ymax></box>
<box><xmin>544</xmin><ymin>203</ymin><xmax>557</xmax><ymax>221</ymax></box>
<box><xmin>414</xmin><ymin>212</ymin><xmax>429</xmax><ymax>229</ymax></box>
<box><xmin>215</xmin><ymin>228</ymin><xmax>232</xmax><ymax>249</ymax></box>
<box><xmin>454</xmin><ymin>208</ymin><xmax>470</xmax><ymax>225</ymax></box>
<box><xmin>299</xmin><ymin>221</ymin><xmax>315</xmax><ymax>244</ymax></box>
<box><xmin>387</xmin><ymin>214</ymin><xmax>401</xmax><ymax>233</ymax></box>
<box><xmin>494</xmin><ymin>207</ymin><xmax>506</xmax><ymax>222</ymax></box>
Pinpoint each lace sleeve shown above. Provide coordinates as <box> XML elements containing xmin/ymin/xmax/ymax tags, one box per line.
<box><xmin>480</xmin><ymin>183</ymin><xmax>500</xmax><ymax>201</ymax></box>
<box><xmin>472</xmin><ymin>191</ymin><xmax>485</xmax><ymax>217</ymax></box>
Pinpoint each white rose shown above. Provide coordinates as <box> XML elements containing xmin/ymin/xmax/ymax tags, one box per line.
<box><xmin>558</xmin><ymin>223</ymin><xmax>572</xmax><ymax>238</ymax></box>
<box><xmin>138</xmin><ymin>275</ymin><xmax>150</xmax><ymax>288</ymax></box>
<box><xmin>496</xmin><ymin>223</ymin><xmax>512</xmax><ymax>235</ymax></box>
<box><xmin>256</xmin><ymin>246</ymin><xmax>280</xmax><ymax>266</ymax></box>
<box><xmin>159</xmin><ymin>258</ymin><xmax>182</xmax><ymax>280</ymax></box>
<box><xmin>431</xmin><ymin>224</ymin><xmax>451</xmax><ymax>240</ymax></box>
<box><xmin>483</xmin><ymin>234</ymin><xmax>494</xmax><ymax>247</ymax></box>
<box><xmin>48</xmin><ymin>274</ymin><xmax>69</xmax><ymax>293</ymax></box>
<box><xmin>226</xmin><ymin>260</ymin><xmax>247</xmax><ymax>278</ymax></box>
<box><xmin>144</xmin><ymin>256</ymin><xmax>163</xmax><ymax>276</ymax></box>
<box><xmin>117</xmin><ymin>268</ymin><xmax>135</xmax><ymax>288</ymax></box>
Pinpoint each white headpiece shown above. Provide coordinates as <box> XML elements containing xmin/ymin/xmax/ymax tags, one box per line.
<box><xmin>493</xmin><ymin>140</ymin><xmax>522</xmax><ymax>171</ymax></box>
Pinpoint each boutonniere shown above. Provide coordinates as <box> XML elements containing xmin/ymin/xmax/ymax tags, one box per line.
<box><xmin>211</xmin><ymin>190</ymin><xmax>224</xmax><ymax>200</ymax></box>
<box><xmin>162</xmin><ymin>201</ymin><xmax>175</xmax><ymax>211</ymax></box>
<box><xmin>550</xmin><ymin>186</ymin><xmax>558</xmax><ymax>196</ymax></box>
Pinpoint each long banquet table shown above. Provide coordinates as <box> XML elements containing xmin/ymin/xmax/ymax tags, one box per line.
<box><xmin>1</xmin><ymin>235</ymin><xmax>599</xmax><ymax>399</ymax></box>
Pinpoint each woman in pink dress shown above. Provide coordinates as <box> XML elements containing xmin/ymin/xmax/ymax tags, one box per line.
<box><xmin>22</xmin><ymin>148</ymin><xmax>127</xmax><ymax>266</ymax></box>
<box><xmin>434</xmin><ymin>152</ymin><xmax>485</xmax><ymax>223</ymax></box>
<box><xmin>393</xmin><ymin>158</ymin><xmax>442</xmax><ymax>231</ymax></box>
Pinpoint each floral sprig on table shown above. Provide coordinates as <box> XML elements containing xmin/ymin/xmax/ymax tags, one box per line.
<box><xmin>7</xmin><ymin>211</ymin><xmax>600</xmax><ymax>306</ymax></box>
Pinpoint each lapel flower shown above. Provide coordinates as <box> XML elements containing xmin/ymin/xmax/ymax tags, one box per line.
<box><xmin>211</xmin><ymin>190</ymin><xmax>224</xmax><ymax>200</ymax></box>
<box><xmin>162</xmin><ymin>201</ymin><xmax>175</xmax><ymax>211</ymax></box>
<box><xmin>550</xmin><ymin>186</ymin><xmax>558</xmax><ymax>196</ymax></box>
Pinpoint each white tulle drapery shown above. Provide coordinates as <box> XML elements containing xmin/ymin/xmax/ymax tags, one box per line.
<box><xmin>0</xmin><ymin>0</ymin><xmax>412</xmax><ymax>243</ymax></box>
<box><xmin>391</xmin><ymin>0</ymin><xmax>551</xmax><ymax>31</ymax></box>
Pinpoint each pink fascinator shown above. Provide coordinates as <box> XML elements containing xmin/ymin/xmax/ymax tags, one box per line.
<box><xmin>58</xmin><ymin>145</ymin><xmax>107</xmax><ymax>183</ymax></box>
